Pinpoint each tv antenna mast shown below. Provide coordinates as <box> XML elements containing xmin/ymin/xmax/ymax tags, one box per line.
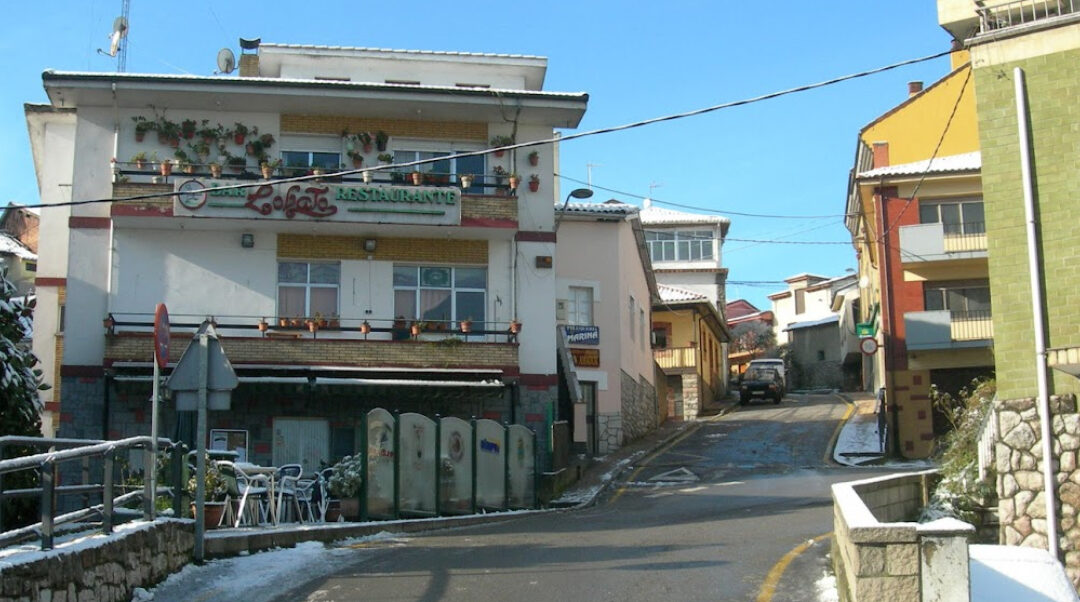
<box><xmin>97</xmin><ymin>0</ymin><xmax>131</xmax><ymax>72</ymax></box>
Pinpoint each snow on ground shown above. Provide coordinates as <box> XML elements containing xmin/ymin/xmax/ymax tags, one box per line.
<box><xmin>132</xmin><ymin>532</ymin><xmax>406</xmax><ymax>602</ymax></box>
<box><xmin>815</xmin><ymin>570</ymin><xmax>839</xmax><ymax>602</ymax></box>
<box><xmin>969</xmin><ymin>544</ymin><xmax>1080</xmax><ymax>602</ymax></box>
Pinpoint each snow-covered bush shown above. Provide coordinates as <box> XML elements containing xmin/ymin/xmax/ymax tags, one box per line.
<box><xmin>327</xmin><ymin>454</ymin><xmax>364</xmax><ymax>498</ymax></box>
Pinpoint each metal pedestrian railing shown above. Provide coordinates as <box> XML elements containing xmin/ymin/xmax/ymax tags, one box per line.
<box><xmin>0</xmin><ymin>436</ymin><xmax>183</xmax><ymax>550</ymax></box>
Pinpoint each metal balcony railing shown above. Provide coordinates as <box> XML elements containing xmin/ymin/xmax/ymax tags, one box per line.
<box><xmin>112</xmin><ymin>162</ymin><xmax>517</xmax><ymax>196</ymax></box>
<box><xmin>978</xmin><ymin>0</ymin><xmax>1078</xmax><ymax>33</ymax></box>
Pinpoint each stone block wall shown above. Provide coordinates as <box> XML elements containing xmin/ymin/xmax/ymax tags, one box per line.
<box><xmin>680</xmin><ymin>374</ymin><xmax>700</xmax><ymax>420</ymax></box>
<box><xmin>993</xmin><ymin>394</ymin><xmax>1080</xmax><ymax>588</ymax></box>
<box><xmin>620</xmin><ymin>371</ymin><xmax>658</xmax><ymax>444</ymax></box>
<box><xmin>0</xmin><ymin>520</ymin><xmax>193</xmax><ymax>601</ymax></box>
<box><xmin>832</xmin><ymin>470</ymin><xmax>972</xmax><ymax>602</ymax></box>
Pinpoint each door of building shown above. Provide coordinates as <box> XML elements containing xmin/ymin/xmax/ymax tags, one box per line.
<box><xmin>272</xmin><ymin>418</ymin><xmax>330</xmax><ymax>474</ymax></box>
<box><xmin>580</xmin><ymin>382</ymin><xmax>598</xmax><ymax>456</ymax></box>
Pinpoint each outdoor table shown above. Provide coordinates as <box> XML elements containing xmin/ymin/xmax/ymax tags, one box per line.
<box><xmin>235</xmin><ymin>462</ymin><xmax>279</xmax><ymax>526</ymax></box>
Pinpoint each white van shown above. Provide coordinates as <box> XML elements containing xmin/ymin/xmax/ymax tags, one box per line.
<box><xmin>746</xmin><ymin>359</ymin><xmax>786</xmax><ymax>393</ymax></box>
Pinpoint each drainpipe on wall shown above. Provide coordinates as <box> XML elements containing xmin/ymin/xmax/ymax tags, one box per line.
<box><xmin>1015</xmin><ymin>66</ymin><xmax>1059</xmax><ymax>560</ymax></box>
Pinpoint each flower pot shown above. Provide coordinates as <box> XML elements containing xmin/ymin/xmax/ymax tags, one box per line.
<box><xmin>339</xmin><ymin>497</ymin><xmax>360</xmax><ymax>521</ymax></box>
<box><xmin>352</xmin><ymin>157</ymin><xmax>363</xmax><ymax>168</ymax></box>
<box><xmin>410</xmin><ymin>172</ymin><xmax>423</xmax><ymax>186</ymax></box>
<box><xmin>362</xmin><ymin>171</ymin><xmax>373</xmax><ymax>184</ymax></box>
<box><xmin>184</xmin><ymin>165</ymin><xmax>196</xmax><ymax>174</ymax></box>
<box><xmin>159</xmin><ymin>162</ymin><xmax>173</xmax><ymax>177</ymax></box>
<box><xmin>135</xmin><ymin>160</ymin><xmax>147</xmax><ymax>170</ymax></box>
<box><xmin>234</xmin><ymin>133</ymin><xmax>245</xmax><ymax>145</ymax></box>
<box><xmin>258</xmin><ymin>320</ymin><xmax>269</xmax><ymax>333</ymax></box>
<box><xmin>494</xmin><ymin>150</ymin><xmax>505</xmax><ymax>157</ymax></box>
<box><xmin>192</xmin><ymin>501</ymin><xmax>227</xmax><ymax>529</ymax></box>
<box><xmin>459</xmin><ymin>175</ymin><xmax>473</xmax><ymax>189</ymax></box>
<box><xmin>360</xmin><ymin>322</ymin><xmax>371</xmax><ymax>335</ymax></box>
<box><xmin>279</xmin><ymin>317</ymin><xmax>289</xmax><ymax>328</ymax></box>
<box><xmin>508</xmin><ymin>176</ymin><xmax>520</xmax><ymax>190</ymax></box>
<box><xmin>308</xmin><ymin>321</ymin><xmax>319</xmax><ymax>333</ymax></box>
<box><xmin>324</xmin><ymin>501</ymin><xmax>342</xmax><ymax>523</ymax></box>
<box><xmin>210</xmin><ymin>165</ymin><xmax>223</xmax><ymax>178</ymax></box>
<box><xmin>529</xmin><ymin>153</ymin><xmax>539</xmax><ymax>166</ymax></box>
<box><xmin>509</xmin><ymin>320</ymin><xmax>521</xmax><ymax>334</ymax></box>
<box><xmin>261</xmin><ymin>167</ymin><xmax>273</xmax><ymax>179</ymax></box>
<box><xmin>528</xmin><ymin>180</ymin><xmax>540</xmax><ymax>193</ymax></box>
<box><xmin>363</xmin><ymin>143</ymin><xmax>373</xmax><ymax>154</ymax></box>
<box><xmin>410</xmin><ymin>324</ymin><xmax>422</xmax><ymax>337</ymax></box>
<box><xmin>135</xmin><ymin>131</ymin><xmax>145</xmax><ymax>142</ymax></box>
<box><xmin>460</xmin><ymin>321</ymin><xmax>472</xmax><ymax>334</ymax></box>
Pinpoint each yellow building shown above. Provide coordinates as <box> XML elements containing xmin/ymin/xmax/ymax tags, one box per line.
<box><xmin>652</xmin><ymin>284</ymin><xmax>729</xmax><ymax>420</ymax></box>
<box><xmin>844</xmin><ymin>53</ymin><xmax>986</xmax><ymax>458</ymax></box>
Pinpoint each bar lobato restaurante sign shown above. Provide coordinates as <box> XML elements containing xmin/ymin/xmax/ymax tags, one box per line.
<box><xmin>174</xmin><ymin>179</ymin><xmax>461</xmax><ymax>226</ymax></box>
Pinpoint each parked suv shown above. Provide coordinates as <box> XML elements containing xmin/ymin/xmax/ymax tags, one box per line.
<box><xmin>738</xmin><ymin>367</ymin><xmax>783</xmax><ymax>405</ymax></box>
<box><xmin>747</xmin><ymin>359</ymin><xmax>786</xmax><ymax>395</ymax></box>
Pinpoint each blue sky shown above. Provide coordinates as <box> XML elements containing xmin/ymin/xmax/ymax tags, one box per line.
<box><xmin>0</xmin><ymin>1</ymin><xmax>954</xmax><ymax>309</ymax></box>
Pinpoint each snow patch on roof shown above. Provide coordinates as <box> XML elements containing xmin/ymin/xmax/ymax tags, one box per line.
<box><xmin>658</xmin><ymin>284</ymin><xmax>707</xmax><ymax>303</ymax></box>
<box><xmin>858</xmin><ymin>151</ymin><xmax>981</xmax><ymax>179</ymax></box>
<box><xmin>0</xmin><ymin>233</ymin><xmax>35</xmax><ymax>260</ymax></box>
<box><xmin>558</xmin><ymin>202</ymin><xmax>638</xmax><ymax>216</ymax></box>
<box><xmin>639</xmin><ymin>203</ymin><xmax>729</xmax><ymax>226</ymax></box>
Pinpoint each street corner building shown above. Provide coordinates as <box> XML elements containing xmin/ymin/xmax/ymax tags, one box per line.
<box><xmin>25</xmin><ymin>41</ymin><xmax>589</xmax><ymax>472</ymax></box>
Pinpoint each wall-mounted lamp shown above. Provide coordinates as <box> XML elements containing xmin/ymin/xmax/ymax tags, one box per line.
<box><xmin>364</xmin><ymin>238</ymin><xmax>377</xmax><ymax>253</ymax></box>
<box><xmin>240</xmin><ymin>233</ymin><xmax>255</xmax><ymax>248</ymax></box>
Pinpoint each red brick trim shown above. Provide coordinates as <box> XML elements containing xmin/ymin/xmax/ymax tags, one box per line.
<box><xmin>461</xmin><ymin>217</ymin><xmax>517</xmax><ymax>229</ymax></box>
<box><xmin>60</xmin><ymin>365</ymin><xmax>105</xmax><ymax>377</ymax></box>
<box><xmin>515</xmin><ymin>231</ymin><xmax>556</xmax><ymax>243</ymax></box>
<box><xmin>69</xmin><ymin>217</ymin><xmax>111</xmax><ymax>229</ymax></box>
<box><xmin>45</xmin><ymin>401</ymin><xmax>61</xmax><ymax>412</ymax></box>
<box><xmin>35</xmin><ymin>277</ymin><xmax>66</xmax><ymax>287</ymax></box>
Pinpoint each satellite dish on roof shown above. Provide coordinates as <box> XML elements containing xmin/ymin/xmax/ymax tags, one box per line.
<box><xmin>216</xmin><ymin>48</ymin><xmax>236</xmax><ymax>74</ymax></box>
<box><xmin>102</xmin><ymin>16</ymin><xmax>128</xmax><ymax>57</ymax></box>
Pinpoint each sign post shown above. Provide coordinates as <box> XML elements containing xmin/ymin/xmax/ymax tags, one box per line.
<box><xmin>166</xmin><ymin>321</ymin><xmax>238</xmax><ymax>563</ymax></box>
<box><xmin>149</xmin><ymin>304</ymin><xmax>169</xmax><ymax>519</ymax></box>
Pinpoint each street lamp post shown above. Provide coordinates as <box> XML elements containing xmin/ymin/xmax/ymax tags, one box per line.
<box><xmin>554</xmin><ymin>188</ymin><xmax>594</xmax><ymax>232</ymax></box>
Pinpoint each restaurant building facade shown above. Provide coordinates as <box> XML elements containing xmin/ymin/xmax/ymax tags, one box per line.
<box><xmin>26</xmin><ymin>42</ymin><xmax>587</xmax><ymax>472</ymax></box>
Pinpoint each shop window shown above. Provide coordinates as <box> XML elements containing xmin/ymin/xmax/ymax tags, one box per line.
<box><xmin>278</xmin><ymin>261</ymin><xmax>339</xmax><ymax>319</ymax></box>
<box><xmin>393</xmin><ymin>265</ymin><xmax>486</xmax><ymax>327</ymax></box>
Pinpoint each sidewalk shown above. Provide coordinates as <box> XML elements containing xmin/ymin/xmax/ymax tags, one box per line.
<box><xmin>831</xmin><ymin>392</ymin><xmax>886</xmax><ymax>466</ymax></box>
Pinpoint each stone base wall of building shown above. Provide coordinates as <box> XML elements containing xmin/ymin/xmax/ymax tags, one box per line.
<box><xmin>680</xmin><ymin>374</ymin><xmax>700</xmax><ymax>420</ymax></box>
<box><xmin>993</xmin><ymin>394</ymin><xmax>1080</xmax><ymax>589</ymax></box>
<box><xmin>0</xmin><ymin>520</ymin><xmax>193</xmax><ymax>602</ymax></box>
<box><xmin>620</xmin><ymin>371</ymin><xmax>658</xmax><ymax>444</ymax></box>
<box><xmin>597</xmin><ymin>413</ymin><xmax>622</xmax><ymax>455</ymax></box>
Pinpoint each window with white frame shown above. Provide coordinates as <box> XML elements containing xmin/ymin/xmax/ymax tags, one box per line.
<box><xmin>644</xmin><ymin>230</ymin><xmax>715</xmax><ymax>262</ymax></box>
<box><xmin>393</xmin><ymin>265</ymin><xmax>486</xmax><ymax>326</ymax></box>
<box><xmin>394</xmin><ymin>149</ymin><xmax>485</xmax><ymax>192</ymax></box>
<box><xmin>278</xmin><ymin>262</ymin><xmax>340</xmax><ymax>319</ymax></box>
<box><xmin>568</xmin><ymin>286</ymin><xmax>593</xmax><ymax>326</ymax></box>
<box><xmin>919</xmin><ymin>198</ymin><xmax>985</xmax><ymax>235</ymax></box>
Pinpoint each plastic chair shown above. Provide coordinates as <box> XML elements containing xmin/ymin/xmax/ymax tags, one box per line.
<box><xmin>218</xmin><ymin>461</ymin><xmax>270</xmax><ymax>527</ymax></box>
<box><xmin>275</xmin><ymin>464</ymin><xmax>304</xmax><ymax>523</ymax></box>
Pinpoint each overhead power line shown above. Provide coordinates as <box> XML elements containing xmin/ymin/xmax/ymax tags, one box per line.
<box><xmin>24</xmin><ymin>48</ymin><xmax>952</xmax><ymax>211</ymax></box>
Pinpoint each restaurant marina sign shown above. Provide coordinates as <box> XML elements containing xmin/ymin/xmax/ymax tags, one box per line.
<box><xmin>174</xmin><ymin>179</ymin><xmax>461</xmax><ymax>226</ymax></box>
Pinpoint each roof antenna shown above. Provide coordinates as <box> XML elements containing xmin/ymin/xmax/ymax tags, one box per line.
<box><xmin>96</xmin><ymin>0</ymin><xmax>131</xmax><ymax>72</ymax></box>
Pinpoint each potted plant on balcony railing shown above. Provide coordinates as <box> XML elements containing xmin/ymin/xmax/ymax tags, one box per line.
<box><xmin>360</xmin><ymin>320</ymin><xmax>372</xmax><ymax>336</ymax></box>
<box><xmin>347</xmin><ymin>150</ymin><xmax>364</xmax><ymax>168</ymax></box>
<box><xmin>375</xmin><ymin>130</ymin><xmax>389</xmax><ymax>152</ymax></box>
<box><xmin>131</xmin><ymin>151</ymin><xmax>149</xmax><ymax>170</ymax></box>
<box><xmin>410</xmin><ymin>321</ymin><xmax>426</xmax><ymax>338</ymax></box>
<box><xmin>257</xmin><ymin>318</ymin><xmax>269</xmax><ymax>334</ymax></box>
<box><xmin>507</xmin><ymin>172</ymin><xmax>521</xmax><ymax>191</ymax></box>
<box><xmin>260</xmin><ymin>159</ymin><xmax>281</xmax><ymax>180</ymax></box>
<box><xmin>490</xmin><ymin>135</ymin><xmax>513</xmax><ymax>157</ymax></box>
<box><xmin>159</xmin><ymin>159</ymin><xmax>174</xmax><ymax>177</ymax></box>
<box><xmin>358</xmin><ymin>131</ymin><xmax>373</xmax><ymax>153</ymax></box>
<box><xmin>410</xmin><ymin>171</ymin><xmax>424</xmax><ymax>186</ymax></box>
<box><xmin>459</xmin><ymin>317</ymin><xmax>473</xmax><ymax>334</ymax></box>
<box><xmin>132</xmin><ymin>116</ymin><xmax>155</xmax><ymax>142</ymax></box>
<box><xmin>231</xmin><ymin>122</ymin><xmax>250</xmax><ymax>145</ymax></box>
<box><xmin>528</xmin><ymin>174</ymin><xmax>540</xmax><ymax>193</ymax></box>
<box><xmin>459</xmin><ymin>174</ymin><xmax>474</xmax><ymax>189</ymax></box>
<box><xmin>509</xmin><ymin>319</ymin><xmax>521</xmax><ymax>334</ymax></box>
<box><xmin>226</xmin><ymin>156</ymin><xmax>247</xmax><ymax>173</ymax></box>
<box><xmin>197</xmin><ymin>121</ymin><xmax>224</xmax><ymax>145</ymax></box>
<box><xmin>209</xmin><ymin>161</ymin><xmax>223</xmax><ymax>178</ymax></box>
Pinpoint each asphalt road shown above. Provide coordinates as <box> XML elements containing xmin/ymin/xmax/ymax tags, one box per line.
<box><xmin>277</xmin><ymin>393</ymin><xmax>885</xmax><ymax>602</ymax></box>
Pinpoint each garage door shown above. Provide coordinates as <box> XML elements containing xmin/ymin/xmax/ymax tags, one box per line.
<box><xmin>272</xmin><ymin>418</ymin><xmax>330</xmax><ymax>475</ymax></box>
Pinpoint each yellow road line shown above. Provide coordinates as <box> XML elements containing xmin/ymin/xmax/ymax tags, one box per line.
<box><xmin>823</xmin><ymin>395</ymin><xmax>856</xmax><ymax>465</ymax></box>
<box><xmin>757</xmin><ymin>532</ymin><xmax>832</xmax><ymax>602</ymax></box>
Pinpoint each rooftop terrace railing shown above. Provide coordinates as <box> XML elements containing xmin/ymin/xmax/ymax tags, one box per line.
<box><xmin>978</xmin><ymin>0</ymin><xmax>1079</xmax><ymax>33</ymax></box>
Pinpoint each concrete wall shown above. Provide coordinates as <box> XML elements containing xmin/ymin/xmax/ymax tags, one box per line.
<box><xmin>0</xmin><ymin>520</ymin><xmax>193</xmax><ymax>601</ymax></box>
<box><xmin>832</xmin><ymin>470</ymin><xmax>975</xmax><ymax>602</ymax></box>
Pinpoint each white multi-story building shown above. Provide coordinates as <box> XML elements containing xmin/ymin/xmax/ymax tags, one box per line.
<box><xmin>26</xmin><ymin>41</ymin><xmax>587</xmax><ymax>469</ymax></box>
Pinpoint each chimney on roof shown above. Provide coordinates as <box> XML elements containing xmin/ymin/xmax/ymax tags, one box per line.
<box><xmin>908</xmin><ymin>81</ymin><xmax>924</xmax><ymax>97</ymax></box>
<box><xmin>872</xmin><ymin>142</ymin><xmax>889</xmax><ymax>168</ymax></box>
<box><xmin>239</xmin><ymin>37</ymin><xmax>261</xmax><ymax>78</ymax></box>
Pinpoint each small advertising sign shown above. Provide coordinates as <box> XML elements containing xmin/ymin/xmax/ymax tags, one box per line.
<box><xmin>570</xmin><ymin>348</ymin><xmax>600</xmax><ymax>368</ymax></box>
<box><xmin>564</xmin><ymin>325</ymin><xmax>600</xmax><ymax>346</ymax></box>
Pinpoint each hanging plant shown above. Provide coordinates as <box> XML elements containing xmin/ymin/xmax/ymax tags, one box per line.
<box><xmin>180</xmin><ymin>119</ymin><xmax>197</xmax><ymax>139</ymax></box>
<box><xmin>375</xmin><ymin>130</ymin><xmax>389</xmax><ymax>152</ymax></box>
<box><xmin>232</xmin><ymin>122</ymin><xmax>249</xmax><ymax>145</ymax></box>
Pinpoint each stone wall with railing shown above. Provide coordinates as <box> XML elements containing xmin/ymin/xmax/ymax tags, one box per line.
<box><xmin>990</xmin><ymin>394</ymin><xmax>1080</xmax><ymax>589</ymax></box>
<box><xmin>0</xmin><ymin>520</ymin><xmax>193</xmax><ymax>601</ymax></box>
